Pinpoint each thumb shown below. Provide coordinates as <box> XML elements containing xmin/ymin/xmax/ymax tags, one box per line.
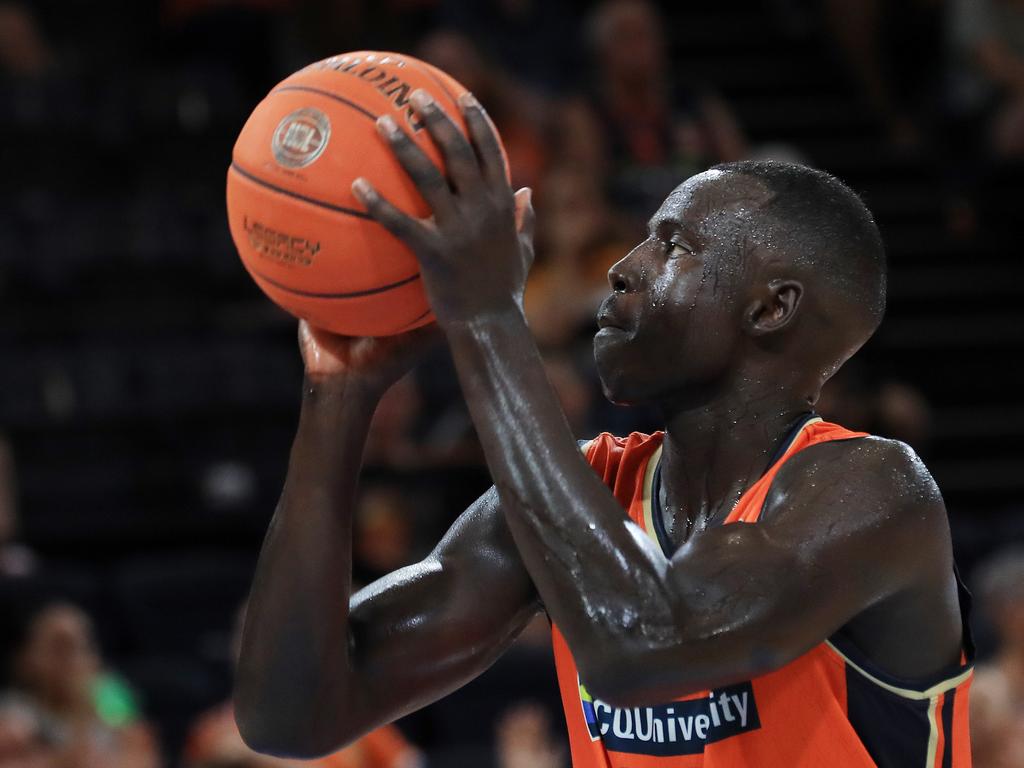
<box><xmin>513</xmin><ymin>187</ymin><xmax>535</xmax><ymax>240</ymax></box>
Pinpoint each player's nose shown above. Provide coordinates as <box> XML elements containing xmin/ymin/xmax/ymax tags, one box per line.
<box><xmin>607</xmin><ymin>244</ymin><xmax>644</xmax><ymax>294</ymax></box>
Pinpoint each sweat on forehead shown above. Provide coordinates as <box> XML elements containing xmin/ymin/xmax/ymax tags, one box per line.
<box><xmin>656</xmin><ymin>170</ymin><xmax>774</xmax><ymax>226</ymax></box>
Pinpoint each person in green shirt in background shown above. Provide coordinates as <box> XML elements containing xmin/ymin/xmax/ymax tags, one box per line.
<box><xmin>0</xmin><ymin>601</ymin><xmax>159</xmax><ymax>768</ymax></box>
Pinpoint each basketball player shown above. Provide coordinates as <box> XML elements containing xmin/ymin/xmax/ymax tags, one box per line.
<box><xmin>234</xmin><ymin>89</ymin><xmax>973</xmax><ymax>766</ymax></box>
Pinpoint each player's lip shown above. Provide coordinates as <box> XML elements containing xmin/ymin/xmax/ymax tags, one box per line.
<box><xmin>596</xmin><ymin>314</ymin><xmax>627</xmax><ymax>332</ymax></box>
<box><xmin>596</xmin><ymin>300</ymin><xmax>630</xmax><ymax>332</ymax></box>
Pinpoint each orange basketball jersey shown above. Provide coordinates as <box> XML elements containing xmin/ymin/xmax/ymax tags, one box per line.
<box><xmin>554</xmin><ymin>415</ymin><xmax>974</xmax><ymax>767</ymax></box>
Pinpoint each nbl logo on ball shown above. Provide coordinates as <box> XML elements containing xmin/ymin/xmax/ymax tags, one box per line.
<box><xmin>272</xmin><ymin>108</ymin><xmax>331</xmax><ymax>169</ymax></box>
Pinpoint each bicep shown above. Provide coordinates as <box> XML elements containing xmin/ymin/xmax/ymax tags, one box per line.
<box><xmin>345</xmin><ymin>486</ymin><xmax>540</xmax><ymax>731</ymax></box>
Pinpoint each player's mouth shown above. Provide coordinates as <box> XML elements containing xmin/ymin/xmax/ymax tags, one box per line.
<box><xmin>595</xmin><ymin>299</ymin><xmax>633</xmax><ymax>339</ymax></box>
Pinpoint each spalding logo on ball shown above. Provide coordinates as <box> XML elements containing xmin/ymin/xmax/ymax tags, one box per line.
<box><xmin>226</xmin><ymin>51</ymin><xmax>509</xmax><ymax>337</ymax></box>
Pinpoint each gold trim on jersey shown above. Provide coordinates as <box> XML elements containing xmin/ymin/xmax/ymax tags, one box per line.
<box><xmin>640</xmin><ymin>444</ymin><xmax>663</xmax><ymax>544</ymax></box>
<box><xmin>925</xmin><ymin>695</ymin><xmax>941</xmax><ymax>768</ymax></box>
<box><xmin>825</xmin><ymin>641</ymin><xmax>973</xmax><ymax>701</ymax></box>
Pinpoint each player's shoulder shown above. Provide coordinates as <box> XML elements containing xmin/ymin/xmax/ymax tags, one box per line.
<box><xmin>771</xmin><ymin>431</ymin><xmax>946</xmax><ymax>523</ymax></box>
<box><xmin>786</xmin><ymin>432</ymin><xmax>938</xmax><ymax>493</ymax></box>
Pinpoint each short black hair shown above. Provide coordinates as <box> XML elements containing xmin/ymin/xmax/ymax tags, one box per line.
<box><xmin>711</xmin><ymin>160</ymin><xmax>887</xmax><ymax>333</ymax></box>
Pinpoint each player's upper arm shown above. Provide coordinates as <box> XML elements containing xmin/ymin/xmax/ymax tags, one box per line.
<box><xmin>715</xmin><ymin>437</ymin><xmax>944</xmax><ymax>657</ymax></box>
<box><xmin>609</xmin><ymin>438</ymin><xmax>951</xmax><ymax>703</ymax></box>
<box><xmin>342</xmin><ymin>486</ymin><xmax>540</xmax><ymax>738</ymax></box>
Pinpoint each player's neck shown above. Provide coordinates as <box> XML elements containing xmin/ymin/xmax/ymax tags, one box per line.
<box><xmin>659</xmin><ymin>387</ymin><xmax>810</xmax><ymax>516</ymax></box>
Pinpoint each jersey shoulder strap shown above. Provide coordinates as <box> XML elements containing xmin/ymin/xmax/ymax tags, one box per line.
<box><xmin>728</xmin><ymin>417</ymin><xmax>870</xmax><ymax>524</ymax></box>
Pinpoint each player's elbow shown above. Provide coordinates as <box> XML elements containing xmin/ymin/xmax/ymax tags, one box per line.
<box><xmin>578</xmin><ymin>638</ymin><xmax>785</xmax><ymax>709</ymax></box>
<box><xmin>577</xmin><ymin>648</ymin><xmax>695</xmax><ymax>709</ymax></box>
<box><xmin>234</xmin><ymin>693</ymin><xmax>349</xmax><ymax>760</ymax></box>
<box><xmin>235</xmin><ymin>719</ymin><xmax>339</xmax><ymax>761</ymax></box>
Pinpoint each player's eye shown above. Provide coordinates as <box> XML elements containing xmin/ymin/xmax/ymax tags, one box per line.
<box><xmin>664</xmin><ymin>239</ymin><xmax>693</xmax><ymax>258</ymax></box>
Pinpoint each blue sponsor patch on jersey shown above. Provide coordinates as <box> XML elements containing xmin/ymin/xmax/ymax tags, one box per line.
<box><xmin>578</xmin><ymin>680</ymin><xmax>761</xmax><ymax>756</ymax></box>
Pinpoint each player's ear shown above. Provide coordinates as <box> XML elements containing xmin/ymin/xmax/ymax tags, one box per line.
<box><xmin>744</xmin><ymin>279</ymin><xmax>803</xmax><ymax>336</ymax></box>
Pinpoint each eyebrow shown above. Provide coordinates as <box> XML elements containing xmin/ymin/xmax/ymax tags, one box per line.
<box><xmin>647</xmin><ymin>216</ymin><xmax>681</xmax><ymax>235</ymax></box>
<box><xmin>648</xmin><ymin>216</ymin><xmax>702</xmax><ymax>243</ymax></box>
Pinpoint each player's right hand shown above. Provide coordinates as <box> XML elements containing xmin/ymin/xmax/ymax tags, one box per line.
<box><xmin>298</xmin><ymin>320</ymin><xmax>441</xmax><ymax>393</ymax></box>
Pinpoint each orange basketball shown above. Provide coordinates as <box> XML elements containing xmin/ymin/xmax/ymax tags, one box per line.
<box><xmin>226</xmin><ymin>51</ymin><xmax>503</xmax><ymax>337</ymax></box>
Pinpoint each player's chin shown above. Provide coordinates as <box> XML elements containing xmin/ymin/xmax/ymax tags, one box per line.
<box><xmin>597</xmin><ymin>375</ymin><xmax>646</xmax><ymax>406</ymax></box>
<box><xmin>594</xmin><ymin>341</ymin><xmax>640</xmax><ymax>406</ymax></box>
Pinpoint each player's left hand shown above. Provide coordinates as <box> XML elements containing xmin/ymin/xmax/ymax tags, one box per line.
<box><xmin>350</xmin><ymin>89</ymin><xmax>534</xmax><ymax>328</ymax></box>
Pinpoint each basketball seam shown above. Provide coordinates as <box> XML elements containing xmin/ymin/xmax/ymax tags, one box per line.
<box><xmin>229</xmin><ymin>162</ymin><xmax>373</xmax><ymax>220</ymax></box>
<box><xmin>395</xmin><ymin>307</ymin><xmax>433</xmax><ymax>331</ymax></box>
<box><xmin>248</xmin><ymin>263</ymin><xmax>421</xmax><ymax>299</ymax></box>
<box><xmin>270</xmin><ymin>85</ymin><xmax>379</xmax><ymax>122</ymax></box>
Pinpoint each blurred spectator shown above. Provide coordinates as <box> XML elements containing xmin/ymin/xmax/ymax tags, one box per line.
<box><xmin>525</xmin><ymin>166</ymin><xmax>628</xmax><ymax>349</ymax></box>
<box><xmin>823</xmin><ymin>0</ymin><xmax>942</xmax><ymax>149</ymax></box>
<box><xmin>0</xmin><ymin>3</ymin><xmax>55</xmax><ymax>78</ymax></box>
<box><xmin>185</xmin><ymin>606</ymin><xmax>422</xmax><ymax>768</ymax></box>
<box><xmin>439</xmin><ymin>0</ymin><xmax>582</xmax><ymax>97</ymax></box>
<box><xmin>496</xmin><ymin>703</ymin><xmax>564</xmax><ymax>768</ymax></box>
<box><xmin>0</xmin><ymin>602</ymin><xmax>159</xmax><ymax>768</ymax></box>
<box><xmin>816</xmin><ymin>366</ymin><xmax>934</xmax><ymax>456</ymax></box>
<box><xmin>0</xmin><ymin>437</ymin><xmax>36</xmax><ymax>579</ymax></box>
<box><xmin>970</xmin><ymin>549</ymin><xmax>1024</xmax><ymax>767</ymax></box>
<box><xmin>353</xmin><ymin>484</ymin><xmax>417</xmax><ymax>585</ymax></box>
<box><xmin>0</xmin><ymin>693</ymin><xmax>53</xmax><ymax>766</ymax></box>
<box><xmin>540</xmin><ymin>353</ymin><xmax>593</xmax><ymax>439</ymax></box>
<box><xmin>364</xmin><ymin>374</ymin><xmax>423</xmax><ymax>469</ymax></box>
<box><xmin>417</xmin><ymin>29</ymin><xmax>551</xmax><ymax>191</ymax></box>
<box><xmin>874</xmin><ymin>380</ymin><xmax>933</xmax><ymax>451</ymax></box>
<box><xmin>949</xmin><ymin>0</ymin><xmax>1024</xmax><ymax>158</ymax></box>
<box><xmin>408</xmin><ymin>613</ymin><xmax>565</xmax><ymax>766</ymax></box>
<box><xmin>560</xmin><ymin>0</ymin><xmax>747</xmax><ymax>219</ymax></box>
<box><xmin>367</xmin><ymin>352</ymin><xmax>499</xmax><ymax>471</ymax></box>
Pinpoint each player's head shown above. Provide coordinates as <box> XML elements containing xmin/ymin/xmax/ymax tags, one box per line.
<box><xmin>594</xmin><ymin>160</ymin><xmax>887</xmax><ymax>407</ymax></box>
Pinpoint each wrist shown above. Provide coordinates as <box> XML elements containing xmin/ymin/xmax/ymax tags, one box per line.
<box><xmin>442</xmin><ymin>303</ymin><xmax>527</xmax><ymax>340</ymax></box>
<box><xmin>300</xmin><ymin>372</ymin><xmax>384</xmax><ymax>417</ymax></box>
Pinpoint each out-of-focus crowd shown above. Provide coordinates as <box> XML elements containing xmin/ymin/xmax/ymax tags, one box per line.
<box><xmin>1</xmin><ymin>0</ymin><xmax>1024</xmax><ymax>765</ymax></box>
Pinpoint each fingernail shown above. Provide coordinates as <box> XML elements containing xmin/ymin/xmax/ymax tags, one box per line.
<box><xmin>523</xmin><ymin>187</ymin><xmax>533</xmax><ymax>205</ymax></box>
<box><xmin>351</xmin><ymin>177</ymin><xmax>374</xmax><ymax>201</ymax></box>
<box><xmin>410</xmin><ymin>89</ymin><xmax>433</xmax><ymax>110</ymax></box>
<box><xmin>458</xmin><ymin>92</ymin><xmax>479</xmax><ymax>110</ymax></box>
<box><xmin>376</xmin><ymin>114</ymin><xmax>398</xmax><ymax>137</ymax></box>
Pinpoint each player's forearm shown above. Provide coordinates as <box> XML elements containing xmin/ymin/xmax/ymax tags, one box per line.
<box><xmin>445</xmin><ymin>311</ymin><xmax>678</xmax><ymax>685</ymax></box>
<box><xmin>235</xmin><ymin>375</ymin><xmax>378</xmax><ymax>757</ymax></box>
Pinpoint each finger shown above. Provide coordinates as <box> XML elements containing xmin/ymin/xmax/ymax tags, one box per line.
<box><xmin>375</xmin><ymin>114</ymin><xmax>456</xmax><ymax>220</ymax></box>
<box><xmin>459</xmin><ymin>92</ymin><xmax>507</xmax><ymax>189</ymax></box>
<box><xmin>410</xmin><ymin>89</ymin><xmax>481</xmax><ymax>194</ymax></box>
<box><xmin>513</xmin><ymin>187</ymin><xmax>535</xmax><ymax>238</ymax></box>
<box><xmin>298</xmin><ymin>320</ymin><xmax>338</xmax><ymax>370</ymax></box>
<box><xmin>352</xmin><ymin>177</ymin><xmax>431</xmax><ymax>249</ymax></box>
